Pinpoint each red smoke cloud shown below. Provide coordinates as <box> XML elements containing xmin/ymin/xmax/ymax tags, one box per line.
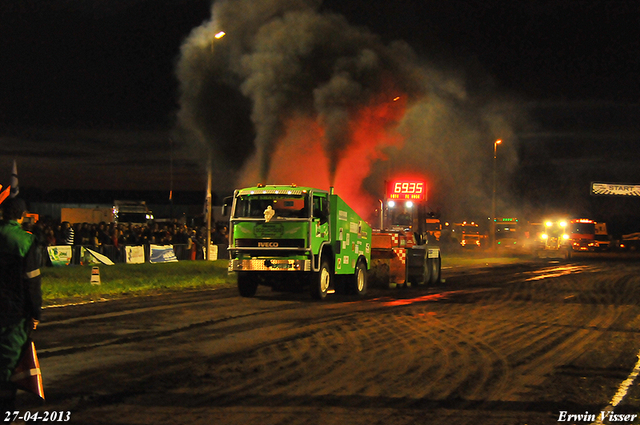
<box><xmin>242</xmin><ymin>90</ymin><xmax>408</xmax><ymax>222</ymax></box>
<box><xmin>331</xmin><ymin>91</ymin><xmax>407</xmax><ymax>220</ymax></box>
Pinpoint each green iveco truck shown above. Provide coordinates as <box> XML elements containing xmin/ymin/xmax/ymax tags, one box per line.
<box><xmin>226</xmin><ymin>184</ymin><xmax>371</xmax><ymax>300</ymax></box>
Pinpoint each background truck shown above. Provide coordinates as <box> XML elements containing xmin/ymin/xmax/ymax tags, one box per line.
<box><xmin>494</xmin><ymin>217</ymin><xmax>521</xmax><ymax>251</ymax></box>
<box><xmin>537</xmin><ymin>219</ymin><xmax>572</xmax><ymax>259</ymax></box>
<box><xmin>227</xmin><ymin>184</ymin><xmax>371</xmax><ymax>300</ymax></box>
<box><xmin>569</xmin><ymin>218</ymin><xmax>596</xmax><ymax>251</ymax></box>
<box><xmin>453</xmin><ymin>221</ymin><xmax>483</xmax><ymax>249</ymax></box>
<box><xmin>113</xmin><ymin>200</ymin><xmax>154</xmax><ymax>224</ymax></box>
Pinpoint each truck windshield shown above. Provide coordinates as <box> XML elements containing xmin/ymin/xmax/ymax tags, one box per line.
<box><xmin>495</xmin><ymin>224</ymin><xmax>518</xmax><ymax>240</ymax></box>
<box><xmin>233</xmin><ymin>195</ymin><xmax>309</xmax><ymax>219</ymax></box>
<box><xmin>571</xmin><ymin>223</ymin><xmax>595</xmax><ymax>235</ymax></box>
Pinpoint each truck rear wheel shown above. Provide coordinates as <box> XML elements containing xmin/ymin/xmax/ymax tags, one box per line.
<box><xmin>421</xmin><ymin>256</ymin><xmax>431</xmax><ymax>286</ymax></box>
<box><xmin>348</xmin><ymin>259</ymin><xmax>368</xmax><ymax>296</ymax></box>
<box><xmin>407</xmin><ymin>247</ymin><xmax>428</xmax><ymax>286</ymax></box>
<box><xmin>428</xmin><ymin>254</ymin><xmax>441</xmax><ymax>285</ymax></box>
<box><xmin>237</xmin><ymin>272</ymin><xmax>258</xmax><ymax>297</ymax></box>
<box><xmin>310</xmin><ymin>259</ymin><xmax>331</xmax><ymax>300</ymax></box>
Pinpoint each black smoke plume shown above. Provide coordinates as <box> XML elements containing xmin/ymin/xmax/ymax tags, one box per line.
<box><xmin>176</xmin><ymin>0</ymin><xmax>524</xmax><ymax>221</ymax></box>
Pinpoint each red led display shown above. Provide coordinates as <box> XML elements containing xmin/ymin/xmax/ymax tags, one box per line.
<box><xmin>387</xmin><ymin>180</ymin><xmax>426</xmax><ymax>201</ymax></box>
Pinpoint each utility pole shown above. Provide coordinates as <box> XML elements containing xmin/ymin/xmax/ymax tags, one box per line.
<box><xmin>491</xmin><ymin>139</ymin><xmax>502</xmax><ymax>250</ymax></box>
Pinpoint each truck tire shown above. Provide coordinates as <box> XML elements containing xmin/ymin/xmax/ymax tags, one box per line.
<box><xmin>428</xmin><ymin>254</ymin><xmax>441</xmax><ymax>285</ymax></box>
<box><xmin>237</xmin><ymin>272</ymin><xmax>258</xmax><ymax>297</ymax></box>
<box><xmin>310</xmin><ymin>259</ymin><xmax>331</xmax><ymax>300</ymax></box>
<box><xmin>407</xmin><ymin>248</ymin><xmax>428</xmax><ymax>286</ymax></box>
<box><xmin>348</xmin><ymin>259</ymin><xmax>368</xmax><ymax>296</ymax></box>
<box><xmin>421</xmin><ymin>256</ymin><xmax>431</xmax><ymax>286</ymax></box>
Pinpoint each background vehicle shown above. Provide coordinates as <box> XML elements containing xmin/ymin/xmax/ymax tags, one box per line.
<box><xmin>538</xmin><ymin>219</ymin><xmax>572</xmax><ymax>259</ymax></box>
<box><xmin>569</xmin><ymin>218</ymin><xmax>596</xmax><ymax>251</ymax></box>
<box><xmin>452</xmin><ymin>221</ymin><xmax>483</xmax><ymax>249</ymax></box>
<box><xmin>424</xmin><ymin>217</ymin><xmax>442</xmax><ymax>243</ymax></box>
<box><xmin>227</xmin><ymin>184</ymin><xmax>371</xmax><ymax>300</ymax></box>
<box><xmin>113</xmin><ymin>200</ymin><xmax>154</xmax><ymax>224</ymax></box>
<box><xmin>495</xmin><ymin>217</ymin><xmax>521</xmax><ymax>251</ymax></box>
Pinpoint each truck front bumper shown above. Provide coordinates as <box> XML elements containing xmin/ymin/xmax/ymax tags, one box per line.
<box><xmin>229</xmin><ymin>259</ymin><xmax>312</xmax><ymax>272</ymax></box>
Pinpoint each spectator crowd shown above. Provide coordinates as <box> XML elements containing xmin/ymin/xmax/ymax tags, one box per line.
<box><xmin>22</xmin><ymin>219</ymin><xmax>229</xmax><ymax>264</ymax></box>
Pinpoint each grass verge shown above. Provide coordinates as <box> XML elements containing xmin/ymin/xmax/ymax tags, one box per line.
<box><xmin>41</xmin><ymin>260</ymin><xmax>235</xmax><ymax>306</ymax></box>
<box><xmin>41</xmin><ymin>253</ymin><xmax>527</xmax><ymax>306</ymax></box>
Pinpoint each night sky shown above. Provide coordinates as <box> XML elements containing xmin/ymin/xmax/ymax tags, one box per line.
<box><xmin>1</xmin><ymin>0</ymin><xmax>638</xmax><ymax>232</ymax></box>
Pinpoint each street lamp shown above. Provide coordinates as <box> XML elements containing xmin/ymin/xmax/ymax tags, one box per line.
<box><xmin>211</xmin><ymin>31</ymin><xmax>225</xmax><ymax>52</ymax></box>
<box><xmin>491</xmin><ymin>139</ymin><xmax>502</xmax><ymax>250</ymax></box>
<box><xmin>205</xmin><ymin>31</ymin><xmax>226</xmax><ymax>259</ymax></box>
<box><xmin>205</xmin><ymin>153</ymin><xmax>212</xmax><ymax>260</ymax></box>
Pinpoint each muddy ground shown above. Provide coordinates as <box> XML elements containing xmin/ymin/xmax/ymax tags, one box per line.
<box><xmin>14</xmin><ymin>254</ymin><xmax>640</xmax><ymax>425</ymax></box>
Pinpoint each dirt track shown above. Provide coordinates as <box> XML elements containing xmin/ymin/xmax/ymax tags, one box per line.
<box><xmin>17</xmin><ymin>256</ymin><xmax>640</xmax><ymax>425</ymax></box>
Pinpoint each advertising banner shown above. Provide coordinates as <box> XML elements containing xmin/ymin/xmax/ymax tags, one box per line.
<box><xmin>125</xmin><ymin>246</ymin><xmax>145</xmax><ymax>264</ymax></box>
<box><xmin>47</xmin><ymin>246</ymin><xmax>72</xmax><ymax>266</ymax></box>
<box><xmin>149</xmin><ymin>245</ymin><xmax>178</xmax><ymax>263</ymax></box>
<box><xmin>204</xmin><ymin>244</ymin><xmax>218</xmax><ymax>261</ymax></box>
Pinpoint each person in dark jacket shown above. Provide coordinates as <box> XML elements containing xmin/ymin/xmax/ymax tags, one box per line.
<box><xmin>0</xmin><ymin>198</ymin><xmax>42</xmax><ymax>414</ymax></box>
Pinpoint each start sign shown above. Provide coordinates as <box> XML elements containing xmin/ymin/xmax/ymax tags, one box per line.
<box><xmin>591</xmin><ymin>182</ymin><xmax>640</xmax><ymax>197</ymax></box>
<box><xmin>387</xmin><ymin>180</ymin><xmax>426</xmax><ymax>201</ymax></box>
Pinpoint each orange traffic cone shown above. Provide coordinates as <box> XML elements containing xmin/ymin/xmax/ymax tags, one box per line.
<box><xmin>11</xmin><ymin>339</ymin><xmax>44</xmax><ymax>400</ymax></box>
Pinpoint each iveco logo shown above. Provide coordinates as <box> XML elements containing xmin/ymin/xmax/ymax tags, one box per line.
<box><xmin>258</xmin><ymin>242</ymin><xmax>279</xmax><ymax>247</ymax></box>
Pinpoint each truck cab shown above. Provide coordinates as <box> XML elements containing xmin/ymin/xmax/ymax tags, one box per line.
<box><xmin>227</xmin><ymin>184</ymin><xmax>371</xmax><ymax>299</ymax></box>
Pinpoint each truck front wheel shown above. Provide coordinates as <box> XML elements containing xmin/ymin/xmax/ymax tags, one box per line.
<box><xmin>310</xmin><ymin>260</ymin><xmax>331</xmax><ymax>300</ymax></box>
<box><xmin>349</xmin><ymin>259</ymin><xmax>368</xmax><ymax>296</ymax></box>
<box><xmin>237</xmin><ymin>272</ymin><xmax>259</xmax><ymax>297</ymax></box>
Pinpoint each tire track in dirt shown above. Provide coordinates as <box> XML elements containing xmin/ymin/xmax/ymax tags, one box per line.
<box><xmin>179</xmin><ymin>301</ymin><xmax>516</xmax><ymax>425</ymax></box>
<box><xmin>426</xmin><ymin>265</ymin><xmax>625</xmax><ymax>410</ymax></box>
<box><xmin>195</xmin><ymin>312</ymin><xmax>445</xmax><ymax>425</ymax></box>
<box><xmin>174</xmin><ymin>264</ymin><xmax>621</xmax><ymax>425</ymax></box>
<box><xmin>25</xmin><ymin>260</ymin><xmax>640</xmax><ymax>425</ymax></box>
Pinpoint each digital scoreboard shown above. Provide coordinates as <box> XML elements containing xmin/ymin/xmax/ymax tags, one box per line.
<box><xmin>387</xmin><ymin>180</ymin><xmax>426</xmax><ymax>201</ymax></box>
